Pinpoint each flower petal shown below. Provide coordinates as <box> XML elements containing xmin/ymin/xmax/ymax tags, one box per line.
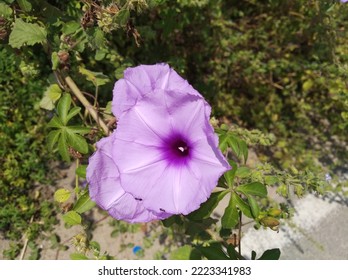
<box><xmin>87</xmin><ymin>134</ymin><xmax>171</xmax><ymax>223</ymax></box>
<box><xmin>114</xmin><ymin>89</ymin><xmax>230</xmax><ymax>215</ymax></box>
<box><xmin>112</xmin><ymin>63</ymin><xmax>205</xmax><ymax>119</ymax></box>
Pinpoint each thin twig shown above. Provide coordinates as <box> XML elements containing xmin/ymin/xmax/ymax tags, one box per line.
<box><xmin>64</xmin><ymin>75</ymin><xmax>110</xmax><ymax>136</ymax></box>
<box><xmin>19</xmin><ymin>216</ymin><xmax>34</xmax><ymax>260</ymax></box>
<box><xmin>238</xmin><ymin>211</ymin><xmax>242</xmax><ymax>256</ymax></box>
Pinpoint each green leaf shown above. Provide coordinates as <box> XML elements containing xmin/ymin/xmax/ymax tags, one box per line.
<box><xmin>264</xmin><ymin>175</ymin><xmax>279</xmax><ymax>185</ymax></box>
<box><xmin>58</xmin><ymin>130</ymin><xmax>70</xmax><ymax>162</ymax></box>
<box><xmin>170</xmin><ymin>245</ymin><xmax>192</xmax><ymax>260</ymax></box>
<box><xmin>221</xmin><ymin>196</ymin><xmax>239</xmax><ymax>229</ymax></box>
<box><xmin>233</xmin><ymin>192</ymin><xmax>252</xmax><ymax>218</ymax></box>
<box><xmin>218</xmin><ymin>133</ymin><xmax>229</xmax><ymax>153</ymax></box>
<box><xmin>227</xmin><ymin>244</ymin><xmax>243</xmax><ymax>260</ymax></box>
<box><xmin>235</xmin><ymin>166</ymin><xmax>251</xmax><ymax>178</ymax></box>
<box><xmin>247</xmin><ymin>195</ymin><xmax>260</xmax><ymax>218</ymax></box>
<box><xmin>228</xmin><ymin>135</ymin><xmax>248</xmax><ymax>163</ymax></box>
<box><xmin>93</xmin><ymin>28</ymin><xmax>105</xmax><ymax>48</ymax></box>
<box><xmin>0</xmin><ymin>3</ymin><xmax>12</xmax><ymax>18</ymax></box>
<box><xmin>51</xmin><ymin>52</ymin><xmax>59</xmax><ymax>70</ymax></box>
<box><xmin>75</xmin><ymin>164</ymin><xmax>87</xmax><ymax>179</ymax></box>
<box><xmin>47</xmin><ymin>130</ymin><xmax>61</xmax><ymax>151</ymax></box>
<box><xmin>67</xmin><ymin>126</ymin><xmax>91</xmax><ymax>135</ymax></box>
<box><xmin>258</xmin><ymin>248</ymin><xmax>281</xmax><ymax>260</ymax></box>
<box><xmin>17</xmin><ymin>0</ymin><xmax>32</xmax><ymax>12</ymax></box>
<box><xmin>196</xmin><ymin>242</ymin><xmax>230</xmax><ymax>260</ymax></box>
<box><xmin>187</xmin><ymin>191</ymin><xmax>229</xmax><ymax>220</ymax></box>
<box><xmin>302</xmin><ymin>79</ymin><xmax>313</xmax><ymax>93</ymax></box>
<box><xmin>54</xmin><ymin>188</ymin><xmax>71</xmax><ymax>203</ymax></box>
<box><xmin>39</xmin><ymin>84</ymin><xmax>62</xmax><ymax>110</ymax></box>
<box><xmin>9</xmin><ymin>18</ymin><xmax>47</xmax><ymax>48</ymax></box>
<box><xmin>228</xmin><ymin>135</ymin><xmax>240</xmax><ymax>157</ymax></box>
<box><xmin>73</xmin><ymin>192</ymin><xmax>95</xmax><ymax>214</ymax></box>
<box><xmin>223</xmin><ymin>160</ymin><xmax>237</xmax><ymax>187</ymax></box>
<box><xmin>238</xmin><ymin>139</ymin><xmax>248</xmax><ymax>163</ymax></box>
<box><xmin>62</xmin><ymin>211</ymin><xmax>81</xmax><ymax>226</ymax></box>
<box><xmin>70</xmin><ymin>253</ymin><xmax>89</xmax><ymax>260</ymax></box>
<box><xmin>66</xmin><ymin>107</ymin><xmax>81</xmax><ymax>123</ymax></box>
<box><xmin>162</xmin><ymin>215</ymin><xmax>182</xmax><ymax>227</ymax></box>
<box><xmin>62</xmin><ymin>21</ymin><xmax>81</xmax><ymax>35</ymax></box>
<box><xmin>57</xmin><ymin>93</ymin><xmax>71</xmax><ymax>125</ymax></box>
<box><xmin>236</xmin><ymin>182</ymin><xmax>267</xmax><ymax>197</ymax></box>
<box><xmin>47</xmin><ymin>116</ymin><xmax>63</xmax><ymax>128</ymax></box>
<box><xmin>66</xmin><ymin>130</ymin><xmax>89</xmax><ymax>154</ymax></box>
<box><xmin>79</xmin><ymin>66</ymin><xmax>110</xmax><ymax>87</ymax></box>
<box><xmin>117</xmin><ymin>9</ymin><xmax>130</xmax><ymax>26</ymax></box>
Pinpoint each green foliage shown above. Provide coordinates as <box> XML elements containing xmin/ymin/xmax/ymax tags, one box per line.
<box><xmin>9</xmin><ymin>18</ymin><xmax>47</xmax><ymax>48</ymax></box>
<box><xmin>131</xmin><ymin>0</ymin><xmax>348</xmax><ymax>170</ymax></box>
<box><xmin>1</xmin><ymin>0</ymin><xmax>347</xmax><ymax>260</ymax></box>
<box><xmin>47</xmin><ymin>94</ymin><xmax>90</xmax><ymax>162</ymax></box>
<box><xmin>0</xmin><ymin>47</ymin><xmax>57</xmax><ymax>258</ymax></box>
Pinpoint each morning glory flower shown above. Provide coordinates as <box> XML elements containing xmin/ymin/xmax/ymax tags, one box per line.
<box><xmin>112</xmin><ymin>63</ymin><xmax>204</xmax><ymax>120</ymax></box>
<box><xmin>113</xmin><ymin>88</ymin><xmax>230</xmax><ymax>215</ymax></box>
<box><xmin>87</xmin><ymin>64</ymin><xmax>230</xmax><ymax>222</ymax></box>
<box><xmin>86</xmin><ymin>134</ymin><xmax>171</xmax><ymax>223</ymax></box>
<box><xmin>325</xmin><ymin>173</ymin><xmax>332</xmax><ymax>182</ymax></box>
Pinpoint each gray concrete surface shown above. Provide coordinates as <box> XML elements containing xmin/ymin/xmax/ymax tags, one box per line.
<box><xmin>241</xmin><ymin>193</ymin><xmax>348</xmax><ymax>259</ymax></box>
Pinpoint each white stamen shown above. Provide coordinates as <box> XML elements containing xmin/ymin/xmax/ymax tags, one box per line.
<box><xmin>178</xmin><ymin>146</ymin><xmax>185</xmax><ymax>153</ymax></box>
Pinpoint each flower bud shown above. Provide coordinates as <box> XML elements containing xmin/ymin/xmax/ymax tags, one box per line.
<box><xmin>267</xmin><ymin>208</ymin><xmax>282</xmax><ymax>217</ymax></box>
<box><xmin>58</xmin><ymin>51</ymin><xmax>69</xmax><ymax>64</ymax></box>
<box><xmin>260</xmin><ymin>216</ymin><xmax>280</xmax><ymax>228</ymax></box>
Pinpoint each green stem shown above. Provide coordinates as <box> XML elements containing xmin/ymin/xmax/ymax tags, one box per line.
<box><xmin>64</xmin><ymin>75</ymin><xmax>110</xmax><ymax>135</ymax></box>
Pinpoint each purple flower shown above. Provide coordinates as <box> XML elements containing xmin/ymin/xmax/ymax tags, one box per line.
<box><xmin>341</xmin><ymin>0</ymin><xmax>348</xmax><ymax>3</ymax></box>
<box><xmin>112</xmin><ymin>63</ymin><xmax>204</xmax><ymax>119</ymax></box>
<box><xmin>87</xmin><ymin>135</ymin><xmax>171</xmax><ymax>223</ymax></box>
<box><xmin>87</xmin><ymin>64</ymin><xmax>230</xmax><ymax>222</ymax></box>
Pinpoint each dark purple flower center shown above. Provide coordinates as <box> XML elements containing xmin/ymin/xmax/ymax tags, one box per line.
<box><xmin>160</xmin><ymin>133</ymin><xmax>192</xmax><ymax>166</ymax></box>
<box><xmin>171</xmin><ymin>139</ymin><xmax>190</xmax><ymax>157</ymax></box>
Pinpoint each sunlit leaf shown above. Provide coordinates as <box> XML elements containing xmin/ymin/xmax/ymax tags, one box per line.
<box><xmin>73</xmin><ymin>192</ymin><xmax>95</xmax><ymax>214</ymax></box>
<box><xmin>233</xmin><ymin>192</ymin><xmax>252</xmax><ymax>218</ymax></box>
<box><xmin>236</xmin><ymin>182</ymin><xmax>267</xmax><ymax>197</ymax></box>
<box><xmin>47</xmin><ymin>116</ymin><xmax>63</xmax><ymax>128</ymax></box>
<box><xmin>57</xmin><ymin>93</ymin><xmax>71</xmax><ymax>125</ymax></box>
<box><xmin>223</xmin><ymin>160</ymin><xmax>237</xmax><ymax>187</ymax></box>
<box><xmin>47</xmin><ymin>129</ymin><xmax>61</xmax><ymax>151</ymax></box>
<box><xmin>66</xmin><ymin>107</ymin><xmax>81</xmax><ymax>123</ymax></box>
<box><xmin>221</xmin><ymin>196</ymin><xmax>239</xmax><ymax>229</ymax></box>
<box><xmin>66</xmin><ymin>130</ymin><xmax>88</xmax><ymax>154</ymax></box>
<box><xmin>70</xmin><ymin>253</ymin><xmax>89</xmax><ymax>260</ymax></box>
<box><xmin>0</xmin><ymin>3</ymin><xmax>12</xmax><ymax>18</ymax></box>
<box><xmin>247</xmin><ymin>195</ymin><xmax>260</xmax><ymax>218</ymax></box>
<box><xmin>170</xmin><ymin>245</ymin><xmax>192</xmax><ymax>260</ymax></box>
<box><xmin>79</xmin><ymin>66</ymin><xmax>110</xmax><ymax>87</ymax></box>
<box><xmin>39</xmin><ymin>84</ymin><xmax>62</xmax><ymax>110</ymax></box>
<box><xmin>235</xmin><ymin>166</ymin><xmax>251</xmax><ymax>178</ymax></box>
<box><xmin>9</xmin><ymin>19</ymin><xmax>47</xmax><ymax>48</ymax></box>
<box><xmin>67</xmin><ymin>126</ymin><xmax>91</xmax><ymax>135</ymax></box>
<box><xmin>75</xmin><ymin>164</ymin><xmax>87</xmax><ymax>179</ymax></box>
<box><xmin>62</xmin><ymin>210</ymin><xmax>81</xmax><ymax>226</ymax></box>
<box><xmin>54</xmin><ymin>188</ymin><xmax>71</xmax><ymax>203</ymax></box>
